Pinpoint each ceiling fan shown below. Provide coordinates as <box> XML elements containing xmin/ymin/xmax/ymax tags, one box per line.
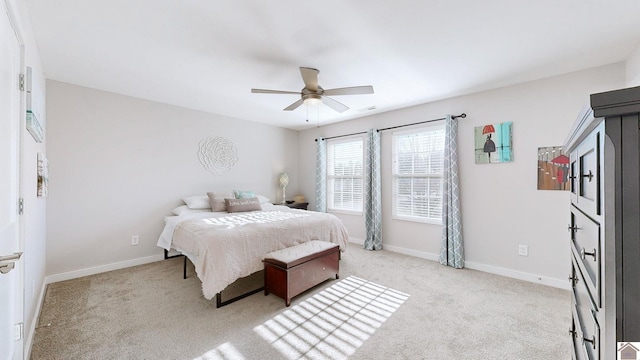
<box><xmin>251</xmin><ymin>67</ymin><xmax>374</xmax><ymax>113</ymax></box>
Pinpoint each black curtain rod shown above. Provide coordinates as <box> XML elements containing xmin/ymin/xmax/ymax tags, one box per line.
<box><xmin>314</xmin><ymin>113</ymin><xmax>466</xmax><ymax>142</ymax></box>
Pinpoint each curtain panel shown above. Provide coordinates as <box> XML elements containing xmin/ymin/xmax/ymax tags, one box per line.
<box><xmin>364</xmin><ymin>129</ymin><xmax>382</xmax><ymax>250</ymax></box>
<box><xmin>439</xmin><ymin>115</ymin><xmax>464</xmax><ymax>268</ymax></box>
<box><xmin>315</xmin><ymin>137</ymin><xmax>327</xmax><ymax>213</ymax></box>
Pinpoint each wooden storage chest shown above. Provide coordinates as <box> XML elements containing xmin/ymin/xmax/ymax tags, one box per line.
<box><xmin>263</xmin><ymin>240</ymin><xmax>339</xmax><ymax>307</ymax></box>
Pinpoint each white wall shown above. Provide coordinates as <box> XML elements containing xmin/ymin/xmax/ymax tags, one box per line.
<box><xmin>9</xmin><ymin>0</ymin><xmax>47</xmax><ymax>354</ymax></box>
<box><xmin>298</xmin><ymin>63</ymin><xmax>625</xmax><ymax>287</ymax></box>
<box><xmin>626</xmin><ymin>43</ymin><xmax>640</xmax><ymax>87</ymax></box>
<box><xmin>46</xmin><ymin>81</ymin><xmax>299</xmax><ymax>276</ymax></box>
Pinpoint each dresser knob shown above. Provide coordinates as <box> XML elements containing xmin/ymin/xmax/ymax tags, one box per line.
<box><xmin>581</xmin><ymin>170</ymin><xmax>594</xmax><ymax>182</ymax></box>
<box><xmin>583</xmin><ymin>335</ymin><xmax>596</xmax><ymax>349</ymax></box>
<box><xmin>581</xmin><ymin>248</ymin><xmax>597</xmax><ymax>261</ymax></box>
<box><xmin>568</xmin><ymin>275</ymin><xmax>579</xmax><ymax>286</ymax></box>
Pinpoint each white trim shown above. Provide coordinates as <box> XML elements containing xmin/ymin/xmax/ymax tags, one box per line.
<box><xmin>348</xmin><ymin>237</ymin><xmax>364</xmax><ymax>245</ymax></box>
<box><xmin>45</xmin><ymin>254</ymin><xmax>164</xmax><ymax>284</ymax></box>
<box><xmin>382</xmin><ymin>243</ymin><xmax>439</xmax><ymax>262</ymax></box>
<box><xmin>464</xmin><ymin>260</ymin><xmax>570</xmax><ymax>290</ymax></box>
<box><xmin>374</xmin><ymin>243</ymin><xmax>570</xmax><ymax>291</ymax></box>
<box><xmin>328</xmin><ymin>209</ymin><xmax>363</xmax><ymax>216</ymax></box>
<box><xmin>24</xmin><ymin>280</ymin><xmax>47</xmax><ymax>360</ymax></box>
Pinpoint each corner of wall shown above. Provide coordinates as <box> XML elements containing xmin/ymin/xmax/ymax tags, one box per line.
<box><xmin>625</xmin><ymin>43</ymin><xmax>640</xmax><ymax>87</ymax></box>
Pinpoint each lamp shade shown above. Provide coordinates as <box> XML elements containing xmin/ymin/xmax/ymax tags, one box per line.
<box><xmin>279</xmin><ymin>173</ymin><xmax>289</xmax><ymax>188</ymax></box>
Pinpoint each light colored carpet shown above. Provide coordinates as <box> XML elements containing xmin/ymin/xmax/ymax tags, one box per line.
<box><xmin>30</xmin><ymin>243</ymin><xmax>570</xmax><ymax>359</ymax></box>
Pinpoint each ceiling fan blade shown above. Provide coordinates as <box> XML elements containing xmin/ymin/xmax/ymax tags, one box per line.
<box><xmin>251</xmin><ymin>89</ymin><xmax>300</xmax><ymax>95</ymax></box>
<box><xmin>283</xmin><ymin>98</ymin><xmax>305</xmax><ymax>111</ymax></box>
<box><xmin>322</xmin><ymin>96</ymin><xmax>349</xmax><ymax>113</ymax></box>
<box><xmin>323</xmin><ymin>85</ymin><xmax>374</xmax><ymax>96</ymax></box>
<box><xmin>300</xmin><ymin>67</ymin><xmax>319</xmax><ymax>92</ymax></box>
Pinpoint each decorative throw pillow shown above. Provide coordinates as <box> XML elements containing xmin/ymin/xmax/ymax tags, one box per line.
<box><xmin>207</xmin><ymin>192</ymin><xmax>233</xmax><ymax>212</ymax></box>
<box><xmin>182</xmin><ymin>195</ymin><xmax>211</xmax><ymax>209</ymax></box>
<box><xmin>233</xmin><ymin>190</ymin><xmax>256</xmax><ymax>199</ymax></box>
<box><xmin>225</xmin><ymin>197</ymin><xmax>262</xmax><ymax>213</ymax></box>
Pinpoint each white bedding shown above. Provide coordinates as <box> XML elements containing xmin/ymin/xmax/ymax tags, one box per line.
<box><xmin>156</xmin><ymin>204</ymin><xmax>349</xmax><ymax>299</ymax></box>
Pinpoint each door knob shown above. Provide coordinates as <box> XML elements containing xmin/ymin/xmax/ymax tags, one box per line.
<box><xmin>0</xmin><ymin>252</ymin><xmax>22</xmax><ymax>275</ymax></box>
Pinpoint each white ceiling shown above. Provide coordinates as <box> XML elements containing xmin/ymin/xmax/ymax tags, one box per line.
<box><xmin>25</xmin><ymin>0</ymin><xmax>640</xmax><ymax>130</ymax></box>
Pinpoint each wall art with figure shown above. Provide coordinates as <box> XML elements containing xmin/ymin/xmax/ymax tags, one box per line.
<box><xmin>474</xmin><ymin>121</ymin><xmax>513</xmax><ymax>164</ymax></box>
<box><xmin>537</xmin><ymin>146</ymin><xmax>569</xmax><ymax>190</ymax></box>
<box><xmin>37</xmin><ymin>153</ymin><xmax>48</xmax><ymax>197</ymax></box>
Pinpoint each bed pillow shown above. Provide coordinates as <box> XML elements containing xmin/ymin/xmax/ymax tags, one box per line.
<box><xmin>182</xmin><ymin>195</ymin><xmax>211</xmax><ymax>209</ymax></box>
<box><xmin>233</xmin><ymin>190</ymin><xmax>256</xmax><ymax>199</ymax></box>
<box><xmin>225</xmin><ymin>197</ymin><xmax>262</xmax><ymax>213</ymax></box>
<box><xmin>207</xmin><ymin>192</ymin><xmax>234</xmax><ymax>212</ymax></box>
<box><xmin>171</xmin><ymin>205</ymin><xmax>210</xmax><ymax>216</ymax></box>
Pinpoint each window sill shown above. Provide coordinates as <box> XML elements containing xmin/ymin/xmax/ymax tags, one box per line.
<box><xmin>391</xmin><ymin>215</ymin><xmax>442</xmax><ymax>225</ymax></box>
<box><xmin>328</xmin><ymin>209</ymin><xmax>363</xmax><ymax>216</ymax></box>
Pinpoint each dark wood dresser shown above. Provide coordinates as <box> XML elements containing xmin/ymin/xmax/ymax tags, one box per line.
<box><xmin>565</xmin><ymin>86</ymin><xmax>640</xmax><ymax>359</ymax></box>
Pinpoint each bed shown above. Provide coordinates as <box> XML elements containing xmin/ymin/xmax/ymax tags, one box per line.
<box><xmin>157</xmin><ymin>202</ymin><xmax>349</xmax><ymax>301</ymax></box>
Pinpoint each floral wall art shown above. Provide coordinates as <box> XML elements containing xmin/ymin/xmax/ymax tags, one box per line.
<box><xmin>474</xmin><ymin>121</ymin><xmax>513</xmax><ymax>164</ymax></box>
<box><xmin>198</xmin><ymin>136</ymin><xmax>239</xmax><ymax>175</ymax></box>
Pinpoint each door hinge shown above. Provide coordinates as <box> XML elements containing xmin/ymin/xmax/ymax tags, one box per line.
<box><xmin>14</xmin><ymin>323</ymin><xmax>23</xmax><ymax>341</ymax></box>
<box><xmin>18</xmin><ymin>198</ymin><xmax>24</xmax><ymax>215</ymax></box>
<box><xmin>19</xmin><ymin>73</ymin><xmax>25</xmax><ymax>91</ymax></box>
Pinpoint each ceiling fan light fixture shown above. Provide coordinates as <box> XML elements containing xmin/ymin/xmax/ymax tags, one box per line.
<box><xmin>304</xmin><ymin>95</ymin><xmax>322</xmax><ymax>106</ymax></box>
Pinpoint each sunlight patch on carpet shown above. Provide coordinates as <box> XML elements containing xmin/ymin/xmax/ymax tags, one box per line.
<box><xmin>254</xmin><ymin>276</ymin><xmax>409</xmax><ymax>359</ymax></box>
<box><xmin>194</xmin><ymin>342</ymin><xmax>245</xmax><ymax>360</ymax></box>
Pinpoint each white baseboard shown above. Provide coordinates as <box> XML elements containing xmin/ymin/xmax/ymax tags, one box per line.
<box><xmin>464</xmin><ymin>261</ymin><xmax>569</xmax><ymax>290</ymax></box>
<box><xmin>348</xmin><ymin>237</ymin><xmax>364</xmax><ymax>245</ymax></box>
<box><xmin>24</xmin><ymin>280</ymin><xmax>47</xmax><ymax>360</ymax></box>
<box><xmin>355</xmin><ymin>241</ymin><xmax>569</xmax><ymax>291</ymax></box>
<box><xmin>46</xmin><ymin>254</ymin><xmax>164</xmax><ymax>284</ymax></box>
<box><xmin>43</xmin><ymin>240</ymin><xmax>569</xmax><ymax>291</ymax></box>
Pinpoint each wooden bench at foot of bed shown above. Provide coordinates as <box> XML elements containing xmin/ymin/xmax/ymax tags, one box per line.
<box><xmin>263</xmin><ymin>240</ymin><xmax>340</xmax><ymax>307</ymax></box>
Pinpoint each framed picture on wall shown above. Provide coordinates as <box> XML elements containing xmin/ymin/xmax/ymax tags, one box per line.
<box><xmin>537</xmin><ymin>146</ymin><xmax>569</xmax><ymax>190</ymax></box>
<box><xmin>474</xmin><ymin>122</ymin><xmax>513</xmax><ymax>164</ymax></box>
<box><xmin>37</xmin><ymin>153</ymin><xmax>48</xmax><ymax>197</ymax></box>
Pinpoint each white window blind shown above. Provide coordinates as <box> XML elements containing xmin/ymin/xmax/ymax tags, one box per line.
<box><xmin>327</xmin><ymin>137</ymin><xmax>364</xmax><ymax>212</ymax></box>
<box><xmin>392</xmin><ymin>125</ymin><xmax>445</xmax><ymax>223</ymax></box>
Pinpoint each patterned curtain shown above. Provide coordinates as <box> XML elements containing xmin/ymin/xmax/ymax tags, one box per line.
<box><xmin>364</xmin><ymin>129</ymin><xmax>382</xmax><ymax>250</ymax></box>
<box><xmin>315</xmin><ymin>138</ymin><xmax>327</xmax><ymax>213</ymax></box>
<box><xmin>439</xmin><ymin>115</ymin><xmax>464</xmax><ymax>268</ymax></box>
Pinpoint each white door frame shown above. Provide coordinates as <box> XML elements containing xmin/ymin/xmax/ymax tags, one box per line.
<box><xmin>1</xmin><ymin>0</ymin><xmax>25</xmax><ymax>358</ymax></box>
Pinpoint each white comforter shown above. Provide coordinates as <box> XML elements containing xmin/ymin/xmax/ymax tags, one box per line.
<box><xmin>157</xmin><ymin>205</ymin><xmax>349</xmax><ymax>299</ymax></box>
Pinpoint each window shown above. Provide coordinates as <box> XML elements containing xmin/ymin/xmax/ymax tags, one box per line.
<box><xmin>327</xmin><ymin>137</ymin><xmax>364</xmax><ymax>213</ymax></box>
<box><xmin>392</xmin><ymin>125</ymin><xmax>445</xmax><ymax>223</ymax></box>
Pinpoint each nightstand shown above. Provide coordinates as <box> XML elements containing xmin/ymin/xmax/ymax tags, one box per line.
<box><xmin>283</xmin><ymin>202</ymin><xmax>308</xmax><ymax>210</ymax></box>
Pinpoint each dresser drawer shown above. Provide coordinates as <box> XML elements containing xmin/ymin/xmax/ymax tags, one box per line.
<box><xmin>571</xmin><ymin>308</ymin><xmax>589</xmax><ymax>360</ymax></box>
<box><xmin>570</xmin><ymin>207</ymin><xmax>601</xmax><ymax>307</ymax></box>
<box><xmin>571</xmin><ymin>256</ymin><xmax>601</xmax><ymax>360</ymax></box>
<box><xmin>569</xmin><ymin>125</ymin><xmax>602</xmax><ymax>218</ymax></box>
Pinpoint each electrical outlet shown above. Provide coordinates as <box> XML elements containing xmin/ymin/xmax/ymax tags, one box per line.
<box><xmin>518</xmin><ymin>244</ymin><xmax>528</xmax><ymax>256</ymax></box>
<box><xmin>131</xmin><ymin>235</ymin><xmax>139</xmax><ymax>246</ymax></box>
